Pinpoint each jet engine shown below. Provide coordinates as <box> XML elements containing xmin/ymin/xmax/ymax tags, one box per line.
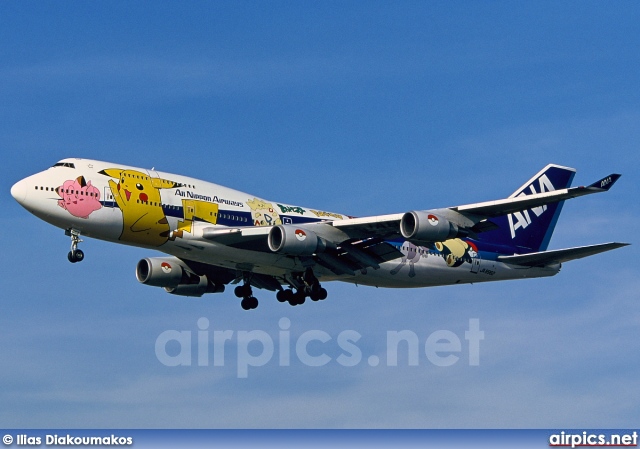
<box><xmin>136</xmin><ymin>257</ymin><xmax>223</xmax><ymax>297</ymax></box>
<box><xmin>400</xmin><ymin>211</ymin><xmax>460</xmax><ymax>243</ymax></box>
<box><xmin>267</xmin><ymin>225</ymin><xmax>327</xmax><ymax>256</ymax></box>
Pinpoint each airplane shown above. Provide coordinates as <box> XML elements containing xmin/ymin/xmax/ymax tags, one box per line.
<box><xmin>10</xmin><ymin>158</ymin><xmax>628</xmax><ymax>310</ymax></box>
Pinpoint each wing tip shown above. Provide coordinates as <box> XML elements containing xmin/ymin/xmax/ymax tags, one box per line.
<box><xmin>587</xmin><ymin>173</ymin><xmax>622</xmax><ymax>191</ymax></box>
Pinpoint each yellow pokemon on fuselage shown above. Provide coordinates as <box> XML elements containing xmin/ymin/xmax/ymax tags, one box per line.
<box><xmin>100</xmin><ymin>168</ymin><xmax>178</xmax><ymax>246</ymax></box>
<box><xmin>247</xmin><ymin>197</ymin><xmax>282</xmax><ymax>226</ymax></box>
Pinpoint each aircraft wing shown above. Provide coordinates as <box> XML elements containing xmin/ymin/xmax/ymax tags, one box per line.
<box><xmin>200</xmin><ymin>172</ymin><xmax>622</xmax><ymax>275</ymax></box>
<box><xmin>497</xmin><ymin>242</ymin><xmax>629</xmax><ymax>267</ymax></box>
<box><xmin>330</xmin><ymin>173</ymin><xmax>621</xmax><ymax>237</ymax></box>
<box><xmin>202</xmin><ymin>223</ymin><xmax>404</xmax><ymax>275</ymax></box>
<box><xmin>452</xmin><ymin>174</ymin><xmax>621</xmax><ymax>218</ymax></box>
<box><xmin>202</xmin><ymin>226</ymin><xmax>271</xmax><ymax>245</ymax></box>
<box><xmin>203</xmin><ymin>213</ymin><xmax>406</xmax><ymax>243</ymax></box>
<box><xmin>329</xmin><ymin>213</ymin><xmax>404</xmax><ymax>240</ymax></box>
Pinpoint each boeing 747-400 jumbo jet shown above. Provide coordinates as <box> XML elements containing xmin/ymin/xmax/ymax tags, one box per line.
<box><xmin>11</xmin><ymin>158</ymin><xmax>628</xmax><ymax>310</ymax></box>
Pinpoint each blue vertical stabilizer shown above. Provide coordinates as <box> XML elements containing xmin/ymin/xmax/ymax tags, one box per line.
<box><xmin>477</xmin><ymin>164</ymin><xmax>576</xmax><ymax>253</ymax></box>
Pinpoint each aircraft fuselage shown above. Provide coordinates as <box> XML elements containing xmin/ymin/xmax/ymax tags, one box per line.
<box><xmin>11</xmin><ymin>158</ymin><xmax>559</xmax><ymax>292</ymax></box>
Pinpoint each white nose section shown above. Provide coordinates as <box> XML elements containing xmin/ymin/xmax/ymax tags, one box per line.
<box><xmin>10</xmin><ymin>179</ymin><xmax>27</xmax><ymax>204</ymax></box>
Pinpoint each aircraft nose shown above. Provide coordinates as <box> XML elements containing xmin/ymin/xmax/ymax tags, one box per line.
<box><xmin>11</xmin><ymin>179</ymin><xmax>27</xmax><ymax>204</ymax></box>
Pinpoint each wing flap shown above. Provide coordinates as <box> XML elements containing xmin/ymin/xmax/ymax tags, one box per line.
<box><xmin>340</xmin><ymin>239</ymin><xmax>404</xmax><ymax>270</ymax></box>
<box><xmin>330</xmin><ymin>213</ymin><xmax>404</xmax><ymax>239</ymax></box>
<box><xmin>318</xmin><ymin>240</ymin><xmax>404</xmax><ymax>275</ymax></box>
<box><xmin>202</xmin><ymin>226</ymin><xmax>270</xmax><ymax>246</ymax></box>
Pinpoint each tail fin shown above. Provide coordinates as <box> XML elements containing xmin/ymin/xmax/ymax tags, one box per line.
<box><xmin>477</xmin><ymin>164</ymin><xmax>576</xmax><ymax>253</ymax></box>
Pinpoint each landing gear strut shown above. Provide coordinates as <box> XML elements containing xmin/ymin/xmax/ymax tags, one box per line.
<box><xmin>303</xmin><ymin>268</ymin><xmax>327</xmax><ymax>302</ymax></box>
<box><xmin>66</xmin><ymin>229</ymin><xmax>84</xmax><ymax>263</ymax></box>
<box><xmin>234</xmin><ymin>282</ymin><xmax>258</xmax><ymax>310</ymax></box>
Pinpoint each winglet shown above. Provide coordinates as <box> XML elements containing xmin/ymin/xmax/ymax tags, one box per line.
<box><xmin>587</xmin><ymin>174</ymin><xmax>621</xmax><ymax>191</ymax></box>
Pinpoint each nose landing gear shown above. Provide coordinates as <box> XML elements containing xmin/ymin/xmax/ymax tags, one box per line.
<box><xmin>66</xmin><ymin>229</ymin><xmax>84</xmax><ymax>263</ymax></box>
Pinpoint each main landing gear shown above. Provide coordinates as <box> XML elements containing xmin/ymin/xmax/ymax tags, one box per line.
<box><xmin>66</xmin><ymin>229</ymin><xmax>84</xmax><ymax>263</ymax></box>
<box><xmin>233</xmin><ymin>270</ymin><xmax>329</xmax><ymax>311</ymax></box>
<box><xmin>234</xmin><ymin>283</ymin><xmax>259</xmax><ymax>310</ymax></box>
<box><xmin>276</xmin><ymin>269</ymin><xmax>328</xmax><ymax>307</ymax></box>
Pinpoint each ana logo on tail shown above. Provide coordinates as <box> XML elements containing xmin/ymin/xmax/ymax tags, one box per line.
<box><xmin>508</xmin><ymin>174</ymin><xmax>555</xmax><ymax>238</ymax></box>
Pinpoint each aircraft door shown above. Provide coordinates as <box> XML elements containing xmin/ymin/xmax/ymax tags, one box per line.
<box><xmin>471</xmin><ymin>253</ymin><xmax>481</xmax><ymax>274</ymax></box>
<box><xmin>146</xmin><ymin>169</ymin><xmax>163</xmax><ymax>189</ymax></box>
<box><xmin>104</xmin><ymin>186</ymin><xmax>117</xmax><ymax>208</ymax></box>
<box><xmin>177</xmin><ymin>199</ymin><xmax>195</xmax><ymax>233</ymax></box>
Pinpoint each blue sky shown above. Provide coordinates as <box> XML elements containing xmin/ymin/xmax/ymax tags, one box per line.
<box><xmin>1</xmin><ymin>1</ymin><xmax>639</xmax><ymax>428</ymax></box>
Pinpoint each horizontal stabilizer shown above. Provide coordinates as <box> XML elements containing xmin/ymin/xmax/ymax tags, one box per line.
<box><xmin>497</xmin><ymin>242</ymin><xmax>629</xmax><ymax>267</ymax></box>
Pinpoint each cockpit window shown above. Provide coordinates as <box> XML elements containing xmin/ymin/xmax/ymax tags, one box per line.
<box><xmin>52</xmin><ymin>162</ymin><xmax>76</xmax><ymax>169</ymax></box>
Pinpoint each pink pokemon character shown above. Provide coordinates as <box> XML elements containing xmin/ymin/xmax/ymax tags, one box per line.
<box><xmin>57</xmin><ymin>176</ymin><xmax>102</xmax><ymax>219</ymax></box>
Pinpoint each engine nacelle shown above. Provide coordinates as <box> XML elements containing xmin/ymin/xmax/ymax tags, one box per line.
<box><xmin>136</xmin><ymin>257</ymin><xmax>185</xmax><ymax>288</ymax></box>
<box><xmin>136</xmin><ymin>257</ymin><xmax>223</xmax><ymax>298</ymax></box>
<box><xmin>267</xmin><ymin>225</ymin><xmax>326</xmax><ymax>256</ymax></box>
<box><xmin>400</xmin><ymin>211</ymin><xmax>459</xmax><ymax>242</ymax></box>
<box><xmin>164</xmin><ymin>275</ymin><xmax>210</xmax><ymax>297</ymax></box>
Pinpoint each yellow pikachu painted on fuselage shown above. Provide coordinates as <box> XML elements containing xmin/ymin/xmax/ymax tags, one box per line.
<box><xmin>100</xmin><ymin>168</ymin><xmax>178</xmax><ymax>247</ymax></box>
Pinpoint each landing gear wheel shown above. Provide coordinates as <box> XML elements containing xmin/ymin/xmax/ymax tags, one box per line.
<box><xmin>67</xmin><ymin>249</ymin><xmax>84</xmax><ymax>263</ymax></box>
<box><xmin>289</xmin><ymin>290</ymin><xmax>306</xmax><ymax>306</ymax></box>
<box><xmin>73</xmin><ymin>249</ymin><xmax>84</xmax><ymax>262</ymax></box>
<box><xmin>241</xmin><ymin>296</ymin><xmax>259</xmax><ymax>310</ymax></box>
<box><xmin>235</xmin><ymin>284</ymin><xmax>252</xmax><ymax>298</ymax></box>
<box><xmin>276</xmin><ymin>289</ymin><xmax>289</xmax><ymax>302</ymax></box>
<box><xmin>308</xmin><ymin>284</ymin><xmax>327</xmax><ymax>301</ymax></box>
